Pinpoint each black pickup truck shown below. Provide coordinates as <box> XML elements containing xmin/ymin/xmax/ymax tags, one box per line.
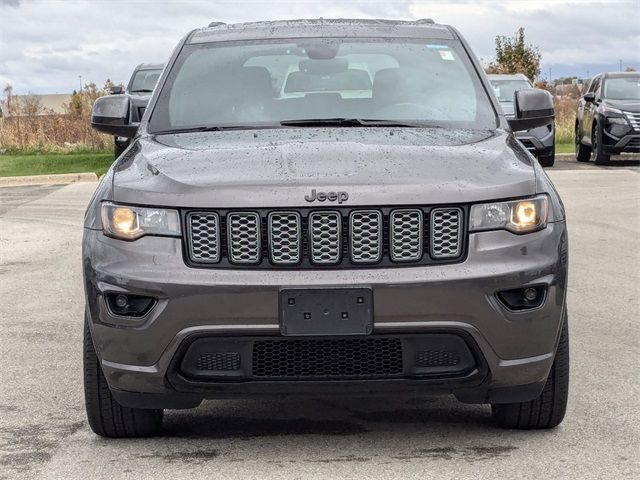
<box><xmin>110</xmin><ymin>63</ymin><xmax>164</xmax><ymax>157</ymax></box>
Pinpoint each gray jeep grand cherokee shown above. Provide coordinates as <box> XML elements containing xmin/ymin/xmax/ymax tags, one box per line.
<box><xmin>85</xmin><ymin>19</ymin><xmax>568</xmax><ymax>437</ymax></box>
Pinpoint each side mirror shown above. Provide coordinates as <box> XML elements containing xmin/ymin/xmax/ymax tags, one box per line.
<box><xmin>110</xmin><ymin>85</ymin><xmax>123</xmax><ymax>95</ymax></box>
<box><xmin>507</xmin><ymin>88</ymin><xmax>554</xmax><ymax>132</ymax></box>
<box><xmin>91</xmin><ymin>95</ymin><xmax>138</xmax><ymax>137</ymax></box>
<box><xmin>583</xmin><ymin>92</ymin><xmax>596</xmax><ymax>103</ymax></box>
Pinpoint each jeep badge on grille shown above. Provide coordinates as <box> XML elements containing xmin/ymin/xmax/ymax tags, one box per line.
<box><xmin>304</xmin><ymin>189</ymin><xmax>349</xmax><ymax>204</ymax></box>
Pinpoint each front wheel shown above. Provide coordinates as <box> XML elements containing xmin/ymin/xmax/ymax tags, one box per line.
<box><xmin>491</xmin><ymin>312</ymin><xmax>569</xmax><ymax>429</ymax></box>
<box><xmin>592</xmin><ymin>124</ymin><xmax>611</xmax><ymax>165</ymax></box>
<box><xmin>537</xmin><ymin>151</ymin><xmax>555</xmax><ymax>168</ymax></box>
<box><xmin>83</xmin><ymin>314</ymin><xmax>163</xmax><ymax>437</ymax></box>
<box><xmin>575</xmin><ymin>123</ymin><xmax>591</xmax><ymax>162</ymax></box>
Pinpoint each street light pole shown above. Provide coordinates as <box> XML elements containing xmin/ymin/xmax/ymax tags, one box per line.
<box><xmin>78</xmin><ymin>75</ymin><xmax>83</xmax><ymax>92</ymax></box>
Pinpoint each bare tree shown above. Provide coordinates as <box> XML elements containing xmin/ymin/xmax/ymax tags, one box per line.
<box><xmin>20</xmin><ymin>94</ymin><xmax>44</xmax><ymax>117</ymax></box>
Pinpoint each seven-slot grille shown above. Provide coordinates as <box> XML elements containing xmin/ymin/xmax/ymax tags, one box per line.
<box><xmin>185</xmin><ymin>207</ymin><xmax>465</xmax><ymax>268</ymax></box>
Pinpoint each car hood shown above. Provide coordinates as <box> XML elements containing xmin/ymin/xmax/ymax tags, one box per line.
<box><xmin>602</xmin><ymin>99</ymin><xmax>640</xmax><ymax>113</ymax></box>
<box><xmin>112</xmin><ymin>127</ymin><xmax>536</xmax><ymax>208</ymax></box>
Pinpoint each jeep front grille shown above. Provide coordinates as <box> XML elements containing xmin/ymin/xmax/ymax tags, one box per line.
<box><xmin>185</xmin><ymin>206</ymin><xmax>466</xmax><ymax>268</ymax></box>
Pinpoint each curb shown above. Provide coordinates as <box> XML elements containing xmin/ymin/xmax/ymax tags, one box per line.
<box><xmin>0</xmin><ymin>172</ymin><xmax>99</xmax><ymax>187</ymax></box>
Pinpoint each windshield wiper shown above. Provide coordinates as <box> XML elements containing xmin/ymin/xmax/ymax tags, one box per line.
<box><xmin>130</xmin><ymin>89</ymin><xmax>154</xmax><ymax>93</ymax></box>
<box><xmin>279</xmin><ymin>118</ymin><xmax>430</xmax><ymax>128</ymax></box>
<box><xmin>152</xmin><ymin>124</ymin><xmax>282</xmax><ymax>135</ymax></box>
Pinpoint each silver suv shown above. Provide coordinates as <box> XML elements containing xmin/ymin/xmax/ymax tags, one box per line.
<box><xmin>84</xmin><ymin>19</ymin><xmax>568</xmax><ymax>437</ymax></box>
<box><xmin>488</xmin><ymin>73</ymin><xmax>556</xmax><ymax>167</ymax></box>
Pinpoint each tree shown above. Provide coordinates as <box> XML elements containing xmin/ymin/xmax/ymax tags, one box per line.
<box><xmin>3</xmin><ymin>84</ymin><xmax>15</xmax><ymax>117</ymax></box>
<box><xmin>486</xmin><ymin>27</ymin><xmax>541</xmax><ymax>82</ymax></box>
<box><xmin>625</xmin><ymin>67</ymin><xmax>637</xmax><ymax>72</ymax></box>
<box><xmin>20</xmin><ymin>94</ymin><xmax>44</xmax><ymax>117</ymax></box>
<box><xmin>67</xmin><ymin>89</ymin><xmax>84</xmax><ymax>115</ymax></box>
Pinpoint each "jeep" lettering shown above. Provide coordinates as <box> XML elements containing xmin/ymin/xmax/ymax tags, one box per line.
<box><xmin>304</xmin><ymin>189</ymin><xmax>349</xmax><ymax>204</ymax></box>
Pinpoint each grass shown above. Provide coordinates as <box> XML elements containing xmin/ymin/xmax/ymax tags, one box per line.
<box><xmin>0</xmin><ymin>152</ymin><xmax>114</xmax><ymax>177</ymax></box>
<box><xmin>556</xmin><ymin>142</ymin><xmax>575</xmax><ymax>154</ymax></box>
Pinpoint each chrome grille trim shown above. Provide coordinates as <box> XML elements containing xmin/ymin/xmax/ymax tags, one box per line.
<box><xmin>624</xmin><ymin>111</ymin><xmax>640</xmax><ymax>131</ymax></box>
<box><xmin>349</xmin><ymin>210</ymin><xmax>383</xmax><ymax>264</ymax></box>
<box><xmin>389</xmin><ymin>209</ymin><xmax>423</xmax><ymax>262</ymax></box>
<box><xmin>186</xmin><ymin>212</ymin><xmax>221</xmax><ymax>263</ymax></box>
<box><xmin>227</xmin><ymin>212</ymin><xmax>261</xmax><ymax>264</ymax></box>
<box><xmin>268</xmin><ymin>211</ymin><xmax>302</xmax><ymax>265</ymax></box>
<box><xmin>431</xmin><ymin>207</ymin><xmax>463</xmax><ymax>259</ymax></box>
<box><xmin>309</xmin><ymin>211</ymin><xmax>342</xmax><ymax>265</ymax></box>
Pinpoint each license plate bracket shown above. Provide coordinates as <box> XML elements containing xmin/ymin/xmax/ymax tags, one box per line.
<box><xmin>279</xmin><ymin>288</ymin><xmax>373</xmax><ymax>336</ymax></box>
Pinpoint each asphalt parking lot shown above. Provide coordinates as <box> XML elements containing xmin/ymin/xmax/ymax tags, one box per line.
<box><xmin>0</xmin><ymin>156</ymin><xmax>638</xmax><ymax>480</ymax></box>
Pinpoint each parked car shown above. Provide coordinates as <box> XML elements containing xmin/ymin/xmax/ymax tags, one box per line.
<box><xmin>86</xmin><ymin>19</ymin><xmax>568</xmax><ymax>437</ymax></box>
<box><xmin>111</xmin><ymin>62</ymin><xmax>164</xmax><ymax>158</ymax></box>
<box><xmin>575</xmin><ymin>72</ymin><xmax>640</xmax><ymax>164</ymax></box>
<box><xmin>488</xmin><ymin>73</ymin><xmax>556</xmax><ymax>167</ymax></box>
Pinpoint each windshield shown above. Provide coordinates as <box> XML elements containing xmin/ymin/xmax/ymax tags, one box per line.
<box><xmin>129</xmin><ymin>68</ymin><xmax>162</xmax><ymax>93</ymax></box>
<box><xmin>148</xmin><ymin>38</ymin><xmax>497</xmax><ymax>133</ymax></box>
<box><xmin>603</xmin><ymin>76</ymin><xmax>640</xmax><ymax>100</ymax></box>
<box><xmin>489</xmin><ymin>79</ymin><xmax>532</xmax><ymax>102</ymax></box>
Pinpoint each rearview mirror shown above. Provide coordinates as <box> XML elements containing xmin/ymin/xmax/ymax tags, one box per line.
<box><xmin>91</xmin><ymin>95</ymin><xmax>138</xmax><ymax>137</ymax></box>
<box><xmin>583</xmin><ymin>92</ymin><xmax>596</xmax><ymax>103</ymax></box>
<box><xmin>110</xmin><ymin>85</ymin><xmax>123</xmax><ymax>95</ymax></box>
<box><xmin>507</xmin><ymin>89</ymin><xmax>554</xmax><ymax>131</ymax></box>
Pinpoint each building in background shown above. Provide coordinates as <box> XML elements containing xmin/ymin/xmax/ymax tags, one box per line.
<box><xmin>0</xmin><ymin>93</ymin><xmax>72</xmax><ymax>117</ymax></box>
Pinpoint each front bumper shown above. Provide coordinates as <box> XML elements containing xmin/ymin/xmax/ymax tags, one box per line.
<box><xmin>83</xmin><ymin>221</ymin><xmax>568</xmax><ymax>407</ymax></box>
<box><xmin>602</xmin><ymin>131</ymin><xmax>640</xmax><ymax>154</ymax></box>
<box><xmin>515</xmin><ymin>124</ymin><xmax>554</xmax><ymax>157</ymax></box>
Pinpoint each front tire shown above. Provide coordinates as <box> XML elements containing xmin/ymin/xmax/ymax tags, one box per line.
<box><xmin>491</xmin><ymin>312</ymin><xmax>569</xmax><ymax>429</ymax></box>
<box><xmin>114</xmin><ymin>139</ymin><xmax>127</xmax><ymax>159</ymax></box>
<box><xmin>83</xmin><ymin>314</ymin><xmax>163</xmax><ymax>437</ymax></box>
<box><xmin>537</xmin><ymin>151</ymin><xmax>555</xmax><ymax>167</ymax></box>
<box><xmin>575</xmin><ymin>123</ymin><xmax>591</xmax><ymax>162</ymax></box>
<box><xmin>592</xmin><ymin>123</ymin><xmax>611</xmax><ymax>165</ymax></box>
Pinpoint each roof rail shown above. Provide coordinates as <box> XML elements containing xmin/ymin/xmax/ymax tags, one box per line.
<box><xmin>416</xmin><ymin>18</ymin><xmax>435</xmax><ymax>24</ymax></box>
<box><xmin>208</xmin><ymin>21</ymin><xmax>226</xmax><ymax>27</ymax></box>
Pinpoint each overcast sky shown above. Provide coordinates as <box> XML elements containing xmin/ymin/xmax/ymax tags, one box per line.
<box><xmin>1</xmin><ymin>0</ymin><xmax>639</xmax><ymax>94</ymax></box>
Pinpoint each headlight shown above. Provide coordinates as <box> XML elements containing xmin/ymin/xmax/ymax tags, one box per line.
<box><xmin>599</xmin><ymin>104</ymin><xmax>624</xmax><ymax>115</ymax></box>
<box><xmin>101</xmin><ymin>202</ymin><xmax>181</xmax><ymax>240</ymax></box>
<box><xmin>469</xmin><ymin>195</ymin><xmax>548</xmax><ymax>234</ymax></box>
<box><xmin>606</xmin><ymin>116</ymin><xmax>628</xmax><ymax>125</ymax></box>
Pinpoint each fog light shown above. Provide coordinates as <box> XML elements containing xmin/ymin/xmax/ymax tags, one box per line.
<box><xmin>105</xmin><ymin>293</ymin><xmax>156</xmax><ymax>317</ymax></box>
<box><xmin>497</xmin><ymin>286</ymin><xmax>546</xmax><ymax>311</ymax></box>
<box><xmin>115</xmin><ymin>294</ymin><xmax>129</xmax><ymax>308</ymax></box>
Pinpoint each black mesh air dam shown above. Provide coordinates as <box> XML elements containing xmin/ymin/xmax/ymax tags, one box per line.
<box><xmin>251</xmin><ymin>337</ymin><xmax>403</xmax><ymax>378</ymax></box>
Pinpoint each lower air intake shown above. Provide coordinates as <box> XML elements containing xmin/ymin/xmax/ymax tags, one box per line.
<box><xmin>252</xmin><ymin>337</ymin><xmax>403</xmax><ymax>378</ymax></box>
